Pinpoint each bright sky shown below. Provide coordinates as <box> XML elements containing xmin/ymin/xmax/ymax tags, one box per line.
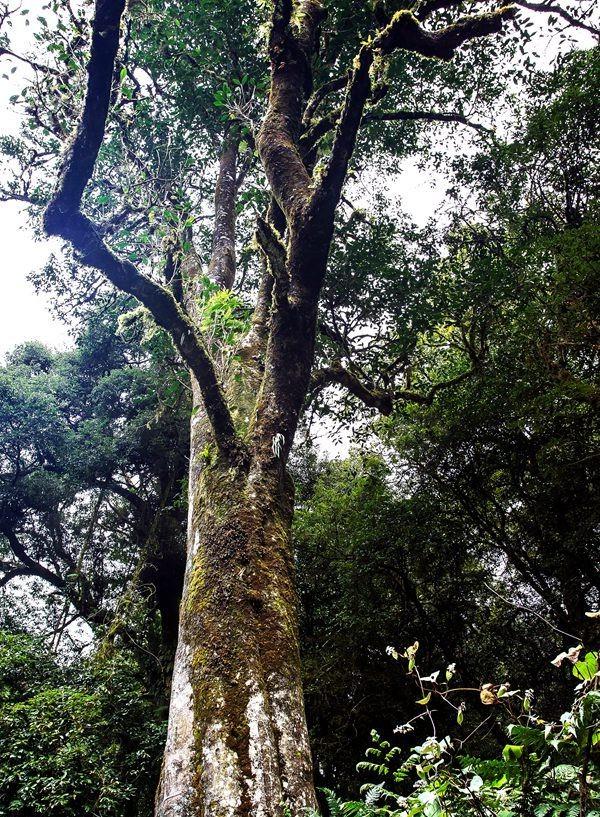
<box><xmin>0</xmin><ymin>7</ymin><xmax>69</xmax><ymax>360</ymax></box>
<box><xmin>0</xmin><ymin>203</ymin><xmax>69</xmax><ymax>358</ymax></box>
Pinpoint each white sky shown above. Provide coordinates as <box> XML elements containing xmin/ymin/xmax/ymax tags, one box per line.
<box><xmin>0</xmin><ymin>203</ymin><xmax>69</xmax><ymax>357</ymax></box>
<box><xmin>0</xmin><ymin>7</ymin><xmax>69</xmax><ymax>359</ymax></box>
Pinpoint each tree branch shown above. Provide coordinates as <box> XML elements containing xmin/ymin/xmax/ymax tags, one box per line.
<box><xmin>513</xmin><ymin>1</ymin><xmax>600</xmax><ymax>38</ymax></box>
<box><xmin>311</xmin><ymin>363</ymin><xmax>394</xmax><ymax>414</ymax></box>
<box><xmin>0</xmin><ymin>45</ymin><xmax>60</xmax><ymax>75</ymax></box>
<box><xmin>303</xmin><ymin>74</ymin><xmax>348</xmax><ymax>126</ymax></box>
<box><xmin>254</xmin><ymin>215</ymin><xmax>289</xmax><ymax>320</ymax></box>
<box><xmin>256</xmin><ymin>0</ymin><xmax>326</xmax><ymax>224</ymax></box>
<box><xmin>312</xmin><ymin>45</ymin><xmax>373</xmax><ymax>221</ymax></box>
<box><xmin>0</xmin><ymin>567</ymin><xmax>35</xmax><ymax>589</ymax></box>
<box><xmin>376</xmin><ymin>6</ymin><xmax>517</xmax><ymax>59</ymax></box>
<box><xmin>208</xmin><ymin>128</ymin><xmax>240</xmax><ymax>289</ymax></box>
<box><xmin>311</xmin><ymin>362</ymin><xmax>475</xmax><ymax>413</ymax></box>
<box><xmin>312</xmin><ymin>6</ymin><xmax>514</xmax><ymax>230</ymax></box>
<box><xmin>0</xmin><ymin>527</ymin><xmax>65</xmax><ymax>590</ymax></box>
<box><xmin>301</xmin><ymin>105</ymin><xmax>492</xmax><ymax>157</ymax></box>
<box><xmin>364</xmin><ymin>108</ymin><xmax>493</xmax><ymax>134</ymax></box>
<box><xmin>42</xmin><ymin>0</ymin><xmax>241</xmax><ymax>461</ymax></box>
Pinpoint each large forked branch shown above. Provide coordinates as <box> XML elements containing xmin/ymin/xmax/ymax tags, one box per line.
<box><xmin>252</xmin><ymin>1</ymin><xmax>515</xmax><ymax>461</ymax></box>
<box><xmin>315</xmin><ymin>7</ymin><xmax>516</xmax><ymax>220</ymax></box>
<box><xmin>43</xmin><ymin>0</ymin><xmax>240</xmax><ymax>460</ymax></box>
<box><xmin>294</xmin><ymin>5</ymin><xmax>516</xmax><ymax>293</ymax></box>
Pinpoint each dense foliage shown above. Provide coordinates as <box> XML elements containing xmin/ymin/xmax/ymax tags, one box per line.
<box><xmin>0</xmin><ymin>631</ymin><xmax>165</xmax><ymax>816</ymax></box>
<box><xmin>0</xmin><ymin>301</ymin><xmax>189</xmax><ymax>658</ymax></box>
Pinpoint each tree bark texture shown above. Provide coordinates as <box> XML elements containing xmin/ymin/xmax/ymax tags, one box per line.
<box><xmin>155</xmin><ymin>388</ymin><xmax>316</xmax><ymax>817</ymax></box>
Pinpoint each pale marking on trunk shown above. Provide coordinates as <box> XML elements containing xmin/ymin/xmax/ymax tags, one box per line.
<box><xmin>201</xmin><ymin>720</ymin><xmax>243</xmax><ymax>814</ymax></box>
<box><xmin>245</xmin><ymin>680</ymin><xmax>283</xmax><ymax>815</ymax></box>
<box><xmin>270</xmin><ymin>676</ymin><xmax>315</xmax><ymax>809</ymax></box>
<box><xmin>186</xmin><ymin>490</ymin><xmax>194</xmax><ymax>546</ymax></box>
<box><xmin>191</xmin><ymin>529</ymin><xmax>200</xmax><ymax>559</ymax></box>
<box><xmin>158</xmin><ymin>641</ymin><xmax>195</xmax><ymax>815</ymax></box>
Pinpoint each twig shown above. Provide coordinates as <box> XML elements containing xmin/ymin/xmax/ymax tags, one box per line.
<box><xmin>484</xmin><ymin>582</ymin><xmax>581</xmax><ymax>642</ymax></box>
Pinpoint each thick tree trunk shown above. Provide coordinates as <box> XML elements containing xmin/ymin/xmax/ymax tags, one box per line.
<box><xmin>155</xmin><ymin>389</ymin><xmax>317</xmax><ymax>817</ymax></box>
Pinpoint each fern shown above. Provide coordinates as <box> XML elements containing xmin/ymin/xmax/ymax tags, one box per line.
<box><xmin>364</xmin><ymin>783</ymin><xmax>385</xmax><ymax>806</ymax></box>
<box><xmin>321</xmin><ymin>787</ymin><xmax>345</xmax><ymax>817</ymax></box>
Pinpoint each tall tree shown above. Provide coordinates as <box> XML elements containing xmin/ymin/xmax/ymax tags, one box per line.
<box><xmin>2</xmin><ymin>0</ymin><xmax>596</xmax><ymax>814</ymax></box>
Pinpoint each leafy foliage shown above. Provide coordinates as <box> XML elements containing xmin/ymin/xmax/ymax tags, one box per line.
<box><xmin>0</xmin><ymin>632</ymin><xmax>165</xmax><ymax>817</ymax></box>
<box><xmin>317</xmin><ymin>643</ymin><xmax>600</xmax><ymax>817</ymax></box>
<box><xmin>0</xmin><ymin>300</ymin><xmax>188</xmax><ymax>658</ymax></box>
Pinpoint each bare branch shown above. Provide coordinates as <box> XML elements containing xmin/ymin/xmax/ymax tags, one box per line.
<box><xmin>303</xmin><ymin>74</ymin><xmax>348</xmax><ymax>126</ymax></box>
<box><xmin>0</xmin><ymin>567</ymin><xmax>35</xmax><ymax>588</ymax></box>
<box><xmin>0</xmin><ymin>45</ymin><xmax>60</xmax><ymax>75</ymax></box>
<box><xmin>301</xmin><ymin>105</ymin><xmax>492</xmax><ymax>157</ymax></box>
<box><xmin>364</xmin><ymin>108</ymin><xmax>493</xmax><ymax>134</ymax></box>
<box><xmin>513</xmin><ymin>1</ymin><xmax>600</xmax><ymax>38</ymax></box>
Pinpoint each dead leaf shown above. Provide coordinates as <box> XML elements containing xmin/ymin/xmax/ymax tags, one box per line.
<box><xmin>480</xmin><ymin>684</ymin><xmax>497</xmax><ymax>705</ymax></box>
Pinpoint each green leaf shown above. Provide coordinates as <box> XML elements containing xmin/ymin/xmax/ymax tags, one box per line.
<box><xmin>502</xmin><ymin>744</ymin><xmax>523</xmax><ymax>761</ymax></box>
<box><xmin>572</xmin><ymin>651</ymin><xmax>598</xmax><ymax>682</ymax></box>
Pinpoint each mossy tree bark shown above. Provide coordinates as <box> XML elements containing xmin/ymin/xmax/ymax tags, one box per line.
<box><xmin>156</xmin><ymin>390</ymin><xmax>315</xmax><ymax>817</ymax></box>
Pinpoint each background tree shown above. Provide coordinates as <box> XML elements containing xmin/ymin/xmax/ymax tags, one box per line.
<box><xmin>0</xmin><ymin>301</ymin><xmax>188</xmax><ymax>662</ymax></box>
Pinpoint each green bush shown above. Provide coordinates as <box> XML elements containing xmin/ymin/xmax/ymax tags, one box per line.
<box><xmin>316</xmin><ymin>643</ymin><xmax>600</xmax><ymax>817</ymax></box>
<box><xmin>0</xmin><ymin>632</ymin><xmax>165</xmax><ymax>817</ymax></box>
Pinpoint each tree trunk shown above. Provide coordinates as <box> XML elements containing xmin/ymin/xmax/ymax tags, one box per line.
<box><xmin>155</xmin><ymin>387</ymin><xmax>317</xmax><ymax>817</ymax></box>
